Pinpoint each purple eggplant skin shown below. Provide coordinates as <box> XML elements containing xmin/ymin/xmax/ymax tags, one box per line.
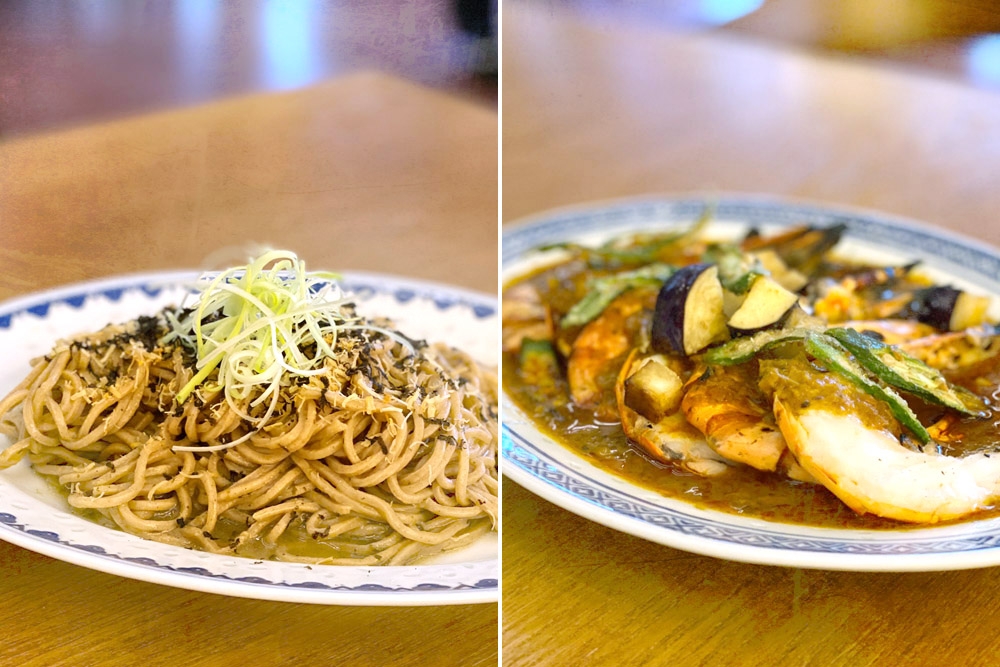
<box><xmin>652</xmin><ymin>263</ymin><xmax>706</xmax><ymax>354</ymax></box>
<box><xmin>651</xmin><ymin>263</ymin><xmax>724</xmax><ymax>355</ymax></box>
<box><xmin>897</xmin><ymin>286</ymin><xmax>960</xmax><ymax>330</ymax></box>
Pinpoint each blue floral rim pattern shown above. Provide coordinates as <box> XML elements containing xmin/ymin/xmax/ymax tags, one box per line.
<box><xmin>0</xmin><ymin>274</ymin><xmax>496</xmax><ymax>331</ymax></box>
<box><xmin>503</xmin><ymin>427</ymin><xmax>1000</xmax><ymax>556</ymax></box>
<box><xmin>503</xmin><ymin>196</ymin><xmax>1000</xmax><ymax>285</ymax></box>
<box><xmin>0</xmin><ymin>512</ymin><xmax>497</xmax><ymax>593</ymax></box>
<box><xmin>502</xmin><ymin>196</ymin><xmax>1000</xmax><ymax>568</ymax></box>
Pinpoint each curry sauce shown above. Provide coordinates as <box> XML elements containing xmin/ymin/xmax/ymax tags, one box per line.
<box><xmin>503</xmin><ymin>224</ymin><xmax>1000</xmax><ymax>529</ymax></box>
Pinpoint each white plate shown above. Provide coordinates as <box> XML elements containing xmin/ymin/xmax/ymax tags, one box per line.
<box><xmin>0</xmin><ymin>271</ymin><xmax>498</xmax><ymax>605</ymax></box>
<box><xmin>502</xmin><ymin>194</ymin><xmax>1000</xmax><ymax>571</ymax></box>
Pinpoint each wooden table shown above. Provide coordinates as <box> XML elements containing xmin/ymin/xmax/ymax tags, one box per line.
<box><xmin>0</xmin><ymin>72</ymin><xmax>497</xmax><ymax>667</ymax></box>
<box><xmin>502</xmin><ymin>4</ymin><xmax>1000</xmax><ymax>666</ymax></box>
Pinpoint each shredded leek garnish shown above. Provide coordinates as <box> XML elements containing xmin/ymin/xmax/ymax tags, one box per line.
<box><xmin>161</xmin><ymin>249</ymin><xmax>413</xmax><ymax>451</ymax></box>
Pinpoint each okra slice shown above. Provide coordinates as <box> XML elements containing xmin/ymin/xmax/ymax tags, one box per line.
<box><xmin>804</xmin><ymin>333</ymin><xmax>931</xmax><ymax>444</ymax></box>
<box><xmin>702</xmin><ymin>327</ymin><xmax>812</xmax><ymax>366</ymax></box>
<box><xmin>827</xmin><ymin>327</ymin><xmax>987</xmax><ymax>416</ymax></box>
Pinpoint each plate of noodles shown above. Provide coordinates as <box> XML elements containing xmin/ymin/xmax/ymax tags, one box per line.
<box><xmin>503</xmin><ymin>194</ymin><xmax>1000</xmax><ymax>571</ymax></box>
<box><xmin>0</xmin><ymin>254</ymin><xmax>498</xmax><ymax>605</ymax></box>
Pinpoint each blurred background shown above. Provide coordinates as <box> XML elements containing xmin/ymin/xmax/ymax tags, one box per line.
<box><xmin>4</xmin><ymin>1</ymin><xmax>999</xmax><ymax>138</ymax></box>
<box><xmin>534</xmin><ymin>0</ymin><xmax>1000</xmax><ymax>89</ymax></box>
<box><xmin>0</xmin><ymin>0</ymin><xmax>497</xmax><ymax>137</ymax></box>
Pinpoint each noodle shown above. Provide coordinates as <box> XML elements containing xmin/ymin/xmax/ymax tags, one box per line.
<box><xmin>0</xmin><ymin>306</ymin><xmax>498</xmax><ymax>565</ymax></box>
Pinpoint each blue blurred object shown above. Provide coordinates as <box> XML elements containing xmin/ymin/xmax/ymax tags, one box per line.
<box><xmin>700</xmin><ymin>0</ymin><xmax>765</xmax><ymax>25</ymax></box>
<box><xmin>968</xmin><ymin>34</ymin><xmax>1000</xmax><ymax>88</ymax></box>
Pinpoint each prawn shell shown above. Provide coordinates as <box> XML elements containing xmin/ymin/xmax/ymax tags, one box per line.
<box><xmin>568</xmin><ymin>289</ymin><xmax>654</xmax><ymax>420</ymax></box>
<box><xmin>680</xmin><ymin>364</ymin><xmax>786</xmax><ymax>472</ymax></box>
<box><xmin>615</xmin><ymin>350</ymin><xmax>730</xmax><ymax>476</ymax></box>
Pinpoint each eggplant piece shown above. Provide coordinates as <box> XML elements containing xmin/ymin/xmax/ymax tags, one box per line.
<box><xmin>722</xmin><ymin>289</ymin><xmax>747</xmax><ymax>318</ymax></box>
<box><xmin>727</xmin><ymin>276</ymin><xmax>800</xmax><ymax>335</ymax></box>
<box><xmin>623</xmin><ymin>356</ymin><xmax>685</xmax><ymax>422</ymax></box>
<box><xmin>651</xmin><ymin>263</ymin><xmax>729</xmax><ymax>356</ymax></box>
<box><xmin>896</xmin><ymin>286</ymin><xmax>992</xmax><ymax>331</ymax></box>
<box><xmin>950</xmin><ymin>292</ymin><xmax>991</xmax><ymax>331</ymax></box>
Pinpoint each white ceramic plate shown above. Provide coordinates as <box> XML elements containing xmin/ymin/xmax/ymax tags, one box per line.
<box><xmin>502</xmin><ymin>194</ymin><xmax>1000</xmax><ymax>571</ymax></box>
<box><xmin>0</xmin><ymin>271</ymin><xmax>498</xmax><ymax>605</ymax></box>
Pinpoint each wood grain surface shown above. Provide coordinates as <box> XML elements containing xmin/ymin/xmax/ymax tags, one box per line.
<box><xmin>503</xmin><ymin>3</ymin><xmax>1000</xmax><ymax>248</ymax></box>
<box><xmin>0</xmin><ymin>72</ymin><xmax>497</xmax><ymax>667</ymax></box>
<box><xmin>502</xmin><ymin>3</ymin><xmax>1000</xmax><ymax>666</ymax></box>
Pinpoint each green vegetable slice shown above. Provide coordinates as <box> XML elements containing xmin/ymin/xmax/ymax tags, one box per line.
<box><xmin>561</xmin><ymin>263</ymin><xmax>674</xmax><ymax>329</ymax></box>
<box><xmin>539</xmin><ymin>204</ymin><xmax>712</xmax><ymax>267</ymax></box>
<box><xmin>804</xmin><ymin>333</ymin><xmax>931</xmax><ymax>444</ymax></box>
<box><xmin>702</xmin><ymin>327</ymin><xmax>814</xmax><ymax>366</ymax></box>
<box><xmin>701</xmin><ymin>243</ymin><xmax>764</xmax><ymax>295</ymax></box>
<box><xmin>519</xmin><ymin>338</ymin><xmax>559</xmax><ymax>381</ymax></box>
<box><xmin>826</xmin><ymin>327</ymin><xmax>987</xmax><ymax>416</ymax></box>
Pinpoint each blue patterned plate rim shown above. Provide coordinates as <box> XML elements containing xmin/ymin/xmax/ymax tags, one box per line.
<box><xmin>0</xmin><ymin>269</ymin><xmax>497</xmax><ymax>321</ymax></box>
<box><xmin>0</xmin><ymin>270</ymin><xmax>498</xmax><ymax>605</ymax></box>
<box><xmin>502</xmin><ymin>194</ymin><xmax>1000</xmax><ymax>572</ymax></box>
